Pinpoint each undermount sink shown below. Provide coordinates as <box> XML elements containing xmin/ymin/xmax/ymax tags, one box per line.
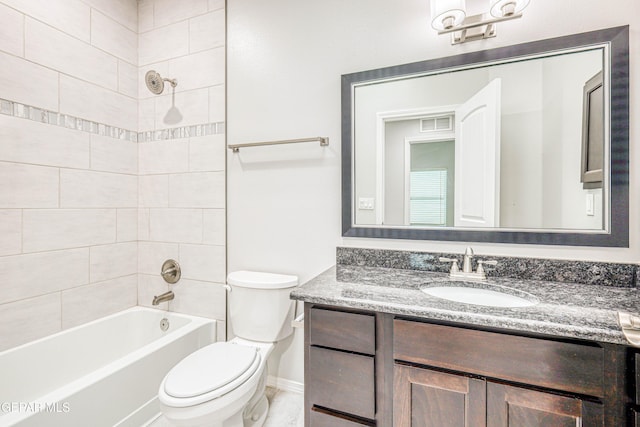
<box><xmin>421</xmin><ymin>284</ymin><xmax>538</xmax><ymax>308</ymax></box>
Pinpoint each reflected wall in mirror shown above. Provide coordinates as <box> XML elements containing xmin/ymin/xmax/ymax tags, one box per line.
<box><xmin>342</xmin><ymin>26</ymin><xmax>629</xmax><ymax>246</ymax></box>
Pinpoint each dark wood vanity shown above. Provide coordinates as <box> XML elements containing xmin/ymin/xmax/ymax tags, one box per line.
<box><xmin>304</xmin><ymin>303</ymin><xmax>637</xmax><ymax>427</ymax></box>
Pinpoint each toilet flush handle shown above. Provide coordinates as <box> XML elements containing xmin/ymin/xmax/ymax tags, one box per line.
<box><xmin>223</xmin><ymin>284</ymin><xmax>232</xmax><ymax>292</ymax></box>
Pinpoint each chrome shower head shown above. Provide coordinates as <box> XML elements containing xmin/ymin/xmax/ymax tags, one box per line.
<box><xmin>145</xmin><ymin>70</ymin><xmax>177</xmax><ymax>95</ymax></box>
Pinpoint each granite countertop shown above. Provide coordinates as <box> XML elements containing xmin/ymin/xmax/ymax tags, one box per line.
<box><xmin>290</xmin><ymin>265</ymin><xmax>640</xmax><ymax>345</ymax></box>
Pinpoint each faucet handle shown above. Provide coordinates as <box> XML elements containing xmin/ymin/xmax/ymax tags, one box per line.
<box><xmin>476</xmin><ymin>260</ymin><xmax>498</xmax><ymax>276</ymax></box>
<box><xmin>439</xmin><ymin>257</ymin><xmax>460</xmax><ymax>273</ymax></box>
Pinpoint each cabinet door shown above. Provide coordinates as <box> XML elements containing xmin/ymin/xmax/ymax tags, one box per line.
<box><xmin>393</xmin><ymin>364</ymin><xmax>486</xmax><ymax>427</ymax></box>
<box><xmin>487</xmin><ymin>382</ymin><xmax>603</xmax><ymax>427</ymax></box>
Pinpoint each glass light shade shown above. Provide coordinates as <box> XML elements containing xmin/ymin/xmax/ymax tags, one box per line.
<box><xmin>431</xmin><ymin>0</ymin><xmax>466</xmax><ymax>31</ymax></box>
<box><xmin>489</xmin><ymin>0</ymin><xmax>530</xmax><ymax>17</ymax></box>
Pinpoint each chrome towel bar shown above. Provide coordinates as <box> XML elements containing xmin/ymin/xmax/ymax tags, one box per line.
<box><xmin>228</xmin><ymin>136</ymin><xmax>329</xmax><ymax>152</ymax></box>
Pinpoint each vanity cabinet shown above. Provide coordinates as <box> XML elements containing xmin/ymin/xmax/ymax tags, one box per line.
<box><xmin>394</xmin><ymin>319</ymin><xmax>606</xmax><ymax>426</ymax></box>
<box><xmin>304</xmin><ymin>303</ymin><xmax>633</xmax><ymax>427</ymax></box>
<box><xmin>305</xmin><ymin>306</ymin><xmax>377</xmax><ymax>426</ymax></box>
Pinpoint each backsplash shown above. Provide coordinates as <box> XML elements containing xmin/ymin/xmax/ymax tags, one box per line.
<box><xmin>336</xmin><ymin>247</ymin><xmax>638</xmax><ymax>288</ymax></box>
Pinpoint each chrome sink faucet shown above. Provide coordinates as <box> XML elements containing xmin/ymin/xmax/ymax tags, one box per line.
<box><xmin>439</xmin><ymin>247</ymin><xmax>498</xmax><ymax>281</ymax></box>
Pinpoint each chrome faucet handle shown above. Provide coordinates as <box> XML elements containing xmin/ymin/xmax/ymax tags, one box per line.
<box><xmin>439</xmin><ymin>257</ymin><xmax>460</xmax><ymax>273</ymax></box>
<box><xmin>476</xmin><ymin>260</ymin><xmax>498</xmax><ymax>276</ymax></box>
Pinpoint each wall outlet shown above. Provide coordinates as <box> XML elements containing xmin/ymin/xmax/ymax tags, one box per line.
<box><xmin>358</xmin><ymin>197</ymin><xmax>375</xmax><ymax>210</ymax></box>
<box><xmin>585</xmin><ymin>193</ymin><xmax>594</xmax><ymax>216</ymax></box>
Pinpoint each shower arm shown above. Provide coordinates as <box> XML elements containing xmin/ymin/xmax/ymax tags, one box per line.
<box><xmin>164</xmin><ymin>78</ymin><xmax>177</xmax><ymax>88</ymax></box>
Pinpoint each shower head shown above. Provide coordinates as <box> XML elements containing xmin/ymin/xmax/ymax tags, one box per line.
<box><xmin>145</xmin><ymin>70</ymin><xmax>177</xmax><ymax>95</ymax></box>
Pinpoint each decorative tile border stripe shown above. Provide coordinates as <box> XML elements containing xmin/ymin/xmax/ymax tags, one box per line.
<box><xmin>137</xmin><ymin>122</ymin><xmax>225</xmax><ymax>142</ymax></box>
<box><xmin>0</xmin><ymin>97</ymin><xmax>224</xmax><ymax>143</ymax></box>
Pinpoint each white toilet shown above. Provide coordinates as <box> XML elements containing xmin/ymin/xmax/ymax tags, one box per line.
<box><xmin>158</xmin><ymin>271</ymin><xmax>298</xmax><ymax>427</ymax></box>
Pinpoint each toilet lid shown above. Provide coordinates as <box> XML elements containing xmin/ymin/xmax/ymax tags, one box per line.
<box><xmin>164</xmin><ymin>342</ymin><xmax>259</xmax><ymax>399</ymax></box>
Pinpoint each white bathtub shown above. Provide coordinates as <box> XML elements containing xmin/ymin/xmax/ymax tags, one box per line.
<box><xmin>0</xmin><ymin>307</ymin><xmax>216</xmax><ymax>427</ymax></box>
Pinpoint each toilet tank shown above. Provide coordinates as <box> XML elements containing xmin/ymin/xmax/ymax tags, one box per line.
<box><xmin>227</xmin><ymin>271</ymin><xmax>298</xmax><ymax>342</ymax></box>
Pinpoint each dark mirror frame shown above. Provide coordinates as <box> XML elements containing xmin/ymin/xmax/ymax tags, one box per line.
<box><xmin>341</xmin><ymin>26</ymin><xmax>629</xmax><ymax>247</ymax></box>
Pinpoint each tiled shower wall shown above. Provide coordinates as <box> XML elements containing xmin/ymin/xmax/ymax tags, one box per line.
<box><xmin>0</xmin><ymin>0</ymin><xmax>227</xmax><ymax>351</ymax></box>
<box><xmin>137</xmin><ymin>0</ymin><xmax>227</xmax><ymax>340</ymax></box>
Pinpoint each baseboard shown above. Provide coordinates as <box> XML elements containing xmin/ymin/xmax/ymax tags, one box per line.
<box><xmin>266</xmin><ymin>375</ymin><xmax>304</xmax><ymax>394</ymax></box>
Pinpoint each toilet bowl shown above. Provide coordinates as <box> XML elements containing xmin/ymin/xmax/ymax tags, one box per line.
<box><xmin>158</xmin><ymin>271</ymin><xmax>298</xmax><ymax>427</ymax></box>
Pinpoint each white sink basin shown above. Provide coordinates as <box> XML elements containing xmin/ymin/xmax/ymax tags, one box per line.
<box><xmin>421</xmin><ymin>285</ymin><xmax>537</xmax><ymax>308</ymax></box>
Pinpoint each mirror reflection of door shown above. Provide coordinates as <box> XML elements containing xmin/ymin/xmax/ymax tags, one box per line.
<box><xmin>454</xmin><ymin>78</ymin><xmax>502</xmax><ymax>228</ymax></box>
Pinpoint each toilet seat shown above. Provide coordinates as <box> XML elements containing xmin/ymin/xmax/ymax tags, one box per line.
<box><xmin>161</xmin><ymin>342</ymin><xmax>261</xmax><ymax>407</ymax></box>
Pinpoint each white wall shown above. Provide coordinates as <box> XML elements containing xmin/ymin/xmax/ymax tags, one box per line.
<box><xmin>137</xmin><ymin>0</ymin><xmax>227</xmax><ymax>340</ymax></box>
<box><xmin>227</xmin><ymin>0</ymin><xmax>639</xmax><ymax>385</ymax></box>
<box><xmin>0</xmin><ymin>0</ymin><xmax>139</xmax><ymax>351</ymax></box>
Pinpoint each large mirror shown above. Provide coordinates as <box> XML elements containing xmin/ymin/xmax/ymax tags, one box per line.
<box><xmin>342</xmin><ymin>26</ymin><xmax>629</xmax><ymax>246</ymax></box>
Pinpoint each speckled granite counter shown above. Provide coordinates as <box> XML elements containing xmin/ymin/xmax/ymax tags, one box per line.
<box><xmin>290</xmin><ymin>264</ymin><xmax>640</xmax><ymax>345</ymax></box>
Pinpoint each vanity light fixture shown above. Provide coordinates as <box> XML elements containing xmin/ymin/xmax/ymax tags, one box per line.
<box><xmin>430</xmin><ymin>0</ymin><xmax>530</xmax><ymax>45</ymax></box>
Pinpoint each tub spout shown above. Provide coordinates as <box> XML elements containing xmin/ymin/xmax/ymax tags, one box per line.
<box><xmin>152</xmin><ymin>291</ymin><xmax>174</xmax><ymax>306</ymax></box>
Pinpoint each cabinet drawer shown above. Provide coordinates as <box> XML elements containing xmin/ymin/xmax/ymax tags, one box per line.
<box><xmin>310</xmin><ymin>409</ymin><xmax>371</xmax><ymax>427</ymax></box>
<box><xmin>394</xmin><ymin>319</ymin><xmax>604</xmax><ymax>398</ymax></box>
<box><xmin>307</xmin><ymin>346</ymin><xmax>375</xmax><ymax>420</ymax></box>
<box><xmin>309</xmin><ymin>307</ymin><xmax>375</xmax><ymax>355</ymax></box>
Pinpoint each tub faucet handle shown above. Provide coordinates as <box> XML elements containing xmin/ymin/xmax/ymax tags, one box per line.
<box><xmin>161</xmin><ymin>259</ymin><xmax>181</xmax><ymax>284</ymax></box>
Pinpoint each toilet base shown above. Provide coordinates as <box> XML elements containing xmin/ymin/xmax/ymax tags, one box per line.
<box><xmin>243</xmin><ymin>395</ymin><xmax>268</xmax><ymax>427</ymax></box>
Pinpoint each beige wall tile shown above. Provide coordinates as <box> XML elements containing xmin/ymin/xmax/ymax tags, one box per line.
<box><xmin>0</xmin><ymin>162</ymin><xmax>59</xmax><ymax>208</ymax></box>
<box><xmin>25</xmin><ymin>18</ymin><xmax>118</xmax><ymax>91</ymax></box>
<box><xmin>90</xmin><ymin>242</ymin><xmax>137</xmax><ymax>283</ymax></box>
<box><xmin>0</xmin><ymin>293</ymin><xmax>62</xmax><ymax>352</ymax></box>
<box><xmin>139</xmin><ymin>174</ymin><xmax>169</xmax><ymax>207</ymax></box>
<box><xmin>0</xmin><ymin>116</ymin><xmax>90</xmax><ymax>169</ymax></box>
<box><xmin>138</xmin><ymin>0</ymin><xmax>154</xmax><ymax>33</ymax></box>
<box><xmin>155</xmin><ymin>88</ymin><xmax>209</xmax><ymax>128</ymax></box>
<box><xmin>59</xmin><ymin>74</ymin><xmax>137</xmax><ymax>130</ymax></box>
<box><xmin>0</xmin><ymin>210</ymin><xmax>21</xmax><ymax>256</ymax></box>
<box><xmin>2</xmin><ymin>0</ymin><xmax>90</xmax><ymax>42</ymax></box>
<box><xmin>23</xmin><ymin>209</ymin><xmax>116</xmax><ymax>252</ymax></box>
<box><xmin>61</xmin><ymin>275</ymin><xmax>137</xmax><ymax>329</ymax></box>
<box><xmin>169</xmin><ymin>172</ymin><xmax>225</xmax><ymax>208</ymax></box>
<box><xmin>60</xmin><ymin>169</ymin><xmax>137</xmax><ymax>208</ymax></box>
<box><xmin>170</xmin><ymin>279</ymin><xmax>226</xmax><ymax>320</ymax></box>
<box><xmin>189</xmin><ymin>134</ymin><xmax>225</xmax><ymax>172</ymax></box>
<box><xmin>0</xmin><ymin>50</ymin><xmax>58</xmax><ymax>111</ymax></box>
<box><xmin>117</xmin><ymin>208</ymin><xmax>138</xmax><ymax>242</ymax></box>
<box><xmin>0</xmin><ymin>3</ymin><xmax>25</xmax><ymax>57</ymax></box>
<box><xmin>138</xmin><ymin>241</ymin><xmax>179</xmax><ymax>275</ymax></box>
<box><xmin>169</xmin><ymin>48</ymin><xmax>225</xmax><ymax>92</ymax></box>
<box><xmin>139</xmin><ymin>139</ymin><xmax>189</xmax><ymax>175</ymax></box>
<box><xmin>0</xmin><ymin>249</ymin><xmax>89</xmax><ymax>305</ymax></box>
<box><xmin>179</xmin><ymin>244</ymin><xmax>225</xmax><ymax>282</ymax></box>
<box><xmin>208</xmin><ymin>84</ymin><xmax>225</xmax><ymax>122</ymax></box>
<box><xmin>90</xmin><ymin>134</ymin><xmax>137</xmax><ymax>174</ymax></box>
<box><xmin>118</xmin><ymin>60</ymin><xmax>138</xmax><ymax>98</ymax></box>
<box><xmin>208</xmin><ymin>0</ymin><xmax>224</xmax><ymax>11</ymax></box>
<box><xmin>154</xmin><ymin>0</ymin><xmax>208</xmax><ymax>28</ymax></box>
<box><xmin>137</xmin><ymin>273</ymin><xmax>169</xmax><ymax>309</ymax></box>
<box><xmin>139</xmin><ymin>21</ymin><xmax>188</xmax><ymax>66</ymax></box>
<box><xmin>83</xmin><ymin>0</ymin><xmax>137</xmax><ymax>32</ymax></box>
<box><xmin>203</xmin><ymin>209</ymin><xmax>225</xmax><ymax>245</ymax></box>
<box><xmin>189</xmin><ymin>10</ymin><xmax>225</xmax><ymax>53</ymax></box>
<box><xmin>91</xmin><ymin>9</ymin><xmax>137</xmax><ymax>65</ymax></box>
<box><xmin>149</xmin><ymin>208</ymin><xmax>203</xmax><ymax>243</ymax></box>
<box><xmin>138</xmin><ymin>208</ymin><xmax>151</xmax><ymax>241</ymax></box>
